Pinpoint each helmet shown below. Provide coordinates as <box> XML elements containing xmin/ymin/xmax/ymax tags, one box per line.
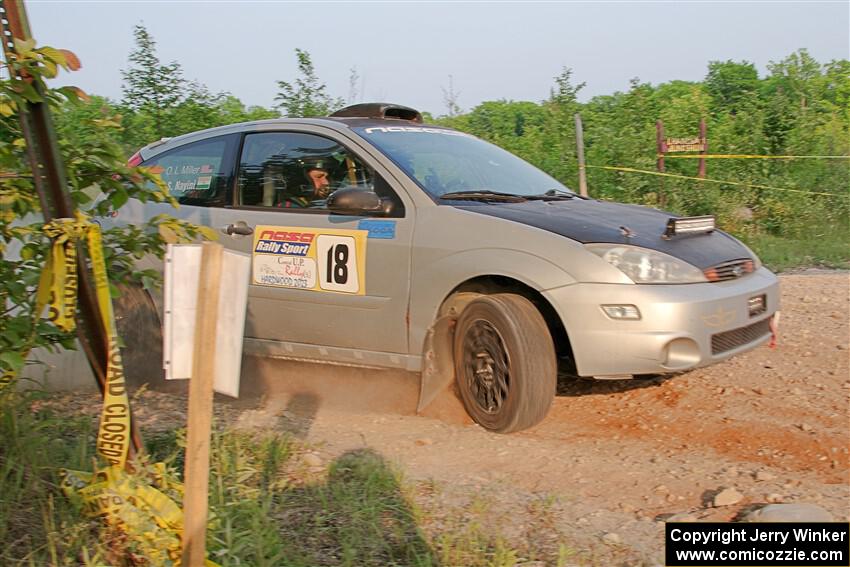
<box><xmin>299</xmin><ymin>157</ymin><xmax>333</xmax><ymax>173</ymax></box>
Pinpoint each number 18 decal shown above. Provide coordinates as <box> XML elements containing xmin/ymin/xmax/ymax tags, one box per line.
<box><xmin>317</xmin><ymin>234</ymin><xmax>360</xmax><ymax>293</ymax></box>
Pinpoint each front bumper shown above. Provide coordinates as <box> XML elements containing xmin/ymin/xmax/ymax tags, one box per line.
<box><xmin>543</xmin><ymin>268</ymin><xmax>780</xmax><ymax>377</ymax></box>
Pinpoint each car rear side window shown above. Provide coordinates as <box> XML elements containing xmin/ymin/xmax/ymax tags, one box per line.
<box><xmin>144</xmin><ymin>135</ymin><xmax>236</xmax><ymax>206</ymax></box>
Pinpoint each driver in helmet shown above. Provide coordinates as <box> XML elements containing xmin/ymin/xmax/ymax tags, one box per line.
<box><xmin>279</xmin><ymin>157</ymin><xmax>335</xmax><ymax>208</ymax></box>
<box><xmin>303</xmin><ymin>157</ymin><xmax>334</xmax><ymax>200</ymax></box>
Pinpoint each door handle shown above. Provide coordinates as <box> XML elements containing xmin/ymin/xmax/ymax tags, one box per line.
<box><xmin>221</xmin><ymin>222</ymin><xmax>254</xmax><ymax>236</ymax></box>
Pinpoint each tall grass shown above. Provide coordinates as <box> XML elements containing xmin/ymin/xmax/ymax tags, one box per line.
<box><xmin>274</xmin><ymin>448</ymin><xmax>434</xmax><ymax>567</ymax></box>
<box><xmin>744</xmin><ymin>226</ymin><xmax>850</xmax><ymax>272</ymax></box>
<box><xmin>2</xmin><ymin>391</ymin><xmax>581</xmax><ymax>566</ymax></box>
<box><xmin>0</xmin><ymin>388</ymin><xmax>109</xmax><ymax>565</ymax></box>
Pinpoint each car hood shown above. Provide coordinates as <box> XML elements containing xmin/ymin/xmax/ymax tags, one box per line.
<box><xmin>453</xmin><ymin>199</ymin><xmax>753</xmax><ymax>270</ymax></box>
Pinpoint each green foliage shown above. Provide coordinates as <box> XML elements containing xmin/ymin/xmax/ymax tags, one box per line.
<box><xmin>205</xmin><ymin>430</ymin><xmax>291</xmax><ymax>566</ymax></box>
<box><xmin>0</xmin><ymin>389</ymin><xmax>108</xmax><ymax>565</ymax></box>
<box><xmin>441</xmin><ymin>51</ymin><xmax>848</xmax><ymax>267</ymax></box>
<box><xmin>741</xmin><ymin>225</ymin><xmax>850</xmax><ymax>272</ymax></box>
<box><xmin>275</xmin><ymin>48</ymin><xmax>344</xmax><ymax>118</ymax></box>
<box><xmin>705</xmin><ymin>60</ymin><xmax>759</xmax><ymax>114</ymax></box>
<box><xmin>0</xmin><ymin>40</ymin><xmax>211</xmax><ymax>379</ymax></box>
<box><xmin>121</xmin><ymin>24</ymin><xmax>184</xmax><ymax>139</ymax></box>
<box><xmin>5</xmin><ymin>395</ymin><xmax>580</xmax><ymax>567</ymax></box>
<box><xmin>277</xmin><ymin>448</ymin><xmax>433</xmax><ymax>567</ymax></box>
<box><xmin>115</xmin><ymin>23</ymin><xmax>281</xmax><ymax>153</ymax></box>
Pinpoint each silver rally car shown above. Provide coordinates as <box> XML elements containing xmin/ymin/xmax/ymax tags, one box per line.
<box><xmin>122</xmin><ymin>103</ymin><xmax>779</xmax><ymax>433</ymax></box>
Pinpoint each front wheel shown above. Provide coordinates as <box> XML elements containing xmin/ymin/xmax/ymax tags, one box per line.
<box><xmin>453</xmin><ymin>293</ymin><xmax>556</xmax><ymax>433</ymax></box>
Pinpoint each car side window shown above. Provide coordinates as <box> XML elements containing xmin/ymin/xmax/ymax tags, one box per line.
<box><xmin>144</xmin><ymin>135</ymin><xmax>235</xmax><ymax>206</ymax></box>
<box><xmin>237</xmin><ymin>132</ymin><xmax>404</xmax><ymax>217</ymax></box>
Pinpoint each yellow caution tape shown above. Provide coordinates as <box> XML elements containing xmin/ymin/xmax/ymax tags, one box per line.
<box><xmin>15</xmin><ymin>214</ymin><xmax>134</xmax><ymax>467</ymax></box>
<box><xmin>585</xmin><ymin>165</ymin><xmax>844</xmax><ymax>197</ymax></box>
<box><xmin>86</xmin><ymin>221</ymin><xmax>134</xmax><ymax>470</ymax></box>
<box><xmin>61</xmin><ymin>466</ymin><xmax>186</xmax><ymax>564</ymax></box>
<box><xmin>60</xmin><ymin>465</ymin><xmax>223</xmax><ymax>566</ymax></box>
<box><xmin>0</xmin><ymin>367</ymin><xmax>14</xmax><ymax>389</ymax></box>
<box><xmin>0</xmin><ymin>217</ymin><xmax>89</xmax><ymax>387</ymax></box>
<box><xmin>660</xmin><ymin>154</ymin><xmax>850</xmax><ymax>160</ymax></box>
<box><xmin>1</xmin><ymin>213</ymin><xmax>218</xmax><ymax>565</ymax></box>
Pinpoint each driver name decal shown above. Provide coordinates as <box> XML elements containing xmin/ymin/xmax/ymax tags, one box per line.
<box><xmin>252</xmin><ymin>225</ymin><xmax>367</xmax><ymax>294</ymax></box>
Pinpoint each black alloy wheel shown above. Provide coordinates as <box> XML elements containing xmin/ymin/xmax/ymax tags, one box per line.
<box><xmin>453</xmin><ymin>293</ymin><xmax>557</xmax><ymax>433</ymax></box>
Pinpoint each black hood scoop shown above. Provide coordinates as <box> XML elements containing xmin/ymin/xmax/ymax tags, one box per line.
<box><xmin>454</xmin><ymin>199</ymin><xmax>752</xmax><ymax>271</ymax></box>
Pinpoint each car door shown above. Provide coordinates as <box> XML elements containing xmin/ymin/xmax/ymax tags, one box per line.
<box><xmin>217</xmin><ymin>128</ymin><xmax>413</xmax><ymax>356</ymax></box>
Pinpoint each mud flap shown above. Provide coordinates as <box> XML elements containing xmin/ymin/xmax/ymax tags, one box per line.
<box><xmin>417</xmin><ymin>292</ymin><xmax>481</xmax><ymax>413</ymax></box>
<box><xmin>768</xmin><ymin>311</ymin><xmax>781</xmax><ymax>348</ymax></box>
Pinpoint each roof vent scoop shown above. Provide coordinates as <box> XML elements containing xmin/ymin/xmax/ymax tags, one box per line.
<box><xmin>330</xmin><ymin>103</ymin><xmax>422</xmax><ymax>123</ymax></box>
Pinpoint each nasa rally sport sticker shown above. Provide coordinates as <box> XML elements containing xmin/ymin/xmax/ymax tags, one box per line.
<box><xmin>252</xmin><ymin>226</ymin><xmax>368</xmax><ymax>295</ymax></box>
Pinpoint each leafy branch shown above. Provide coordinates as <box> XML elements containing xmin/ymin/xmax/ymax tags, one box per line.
<box><xmin>0</xmin><ymin>38</ymin><xmax>211</xmax><ymax>377</ymax></box>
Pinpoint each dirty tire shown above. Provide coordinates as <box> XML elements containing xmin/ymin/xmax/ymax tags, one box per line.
<box><xmin>112</xmin><ymin>284</ymin><xmax>177</xmax><ymax>392</ymax></box>
<box><xmin>453</xmin><ymin>293</ymin><xmax>557</xmax><ymax>433</ymax></box>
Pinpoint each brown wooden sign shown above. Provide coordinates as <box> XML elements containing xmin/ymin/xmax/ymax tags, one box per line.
<box><xmin>657</xmin><ymin>119</ymin><xmax>708</xmax><ymax>179</ymax></box>
<box><xmin>665</xmin><ymin>137</ymin><xmax>707</xmax><ymax>153</ymax></box>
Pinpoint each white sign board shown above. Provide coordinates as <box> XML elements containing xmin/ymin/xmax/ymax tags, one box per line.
<box><xmin>163</xmin><ymin>244</ymin><xmax>250</xmax><ymax>398</ymax></box>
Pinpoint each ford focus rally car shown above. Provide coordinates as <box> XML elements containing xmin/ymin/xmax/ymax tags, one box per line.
<box><xmin>120</xmin><ymin>103</ymin><xmax>779</xmax><ymax>433</ymax></box>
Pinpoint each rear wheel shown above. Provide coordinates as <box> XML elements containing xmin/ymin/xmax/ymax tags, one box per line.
<box><xmin>453</xmin><ymin>293</ymin><xmax>556</xmax><ymax>433</ymax></box>
<box><xmin>112</xmin><ymin>283</ymin><xmax>178</xmax><ymax>391</ymax></box>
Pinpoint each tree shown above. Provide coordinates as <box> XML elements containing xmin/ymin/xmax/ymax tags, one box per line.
<box><xmin>441</xmin><ymin>75</ymin><xmax>462</xmax><ymax>118</ymax></box>
<box><xmin>275</xmin><ymin>49</ymin><xmax>343</xmax><ymax>117</ymax></box>
<box><xmin>167</xmin><ymin>81</ymin><xmax>226</xmax><ymax>135</ymax></box>
<box><xmin>539</xmin><ymin>67</ymin><xmax>586</xmax><ymax>185</ymax></box>
<box><xmin>1</xmin><ymin>40</ymin><xmax>211</xmax><ymax>381</ymax></box>
<box><xmin>216</xmin><ymin>95</ymin><xmax>280</xmax><ymax>124</ymax></box>
<box><xmin>704</xmin><ymin>60</ymin><xmax>759</xmax><ymax>114</ymax></box>
<box><xmin>121</xmin><ymin>23</ymin><xmax>185</xmax><ymax>138</ymax></box>
<box><xmin>347</xmin><ymin>66</ymin><xmax>360</xmax><ymax>104</ymax></box>
<box><xmin>549</xmin><ymin>67</ymin><xmax>586</xmax><ymax>107</ymax></box>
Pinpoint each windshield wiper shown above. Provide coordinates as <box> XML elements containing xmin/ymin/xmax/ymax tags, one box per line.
<box><xmin>525</xmin><ymin>189</ymin><xmax>578</xmax><ymax>201</ymax></box>
<box><xmin>439</xmin><ymin>190</ymin><xmax>527</xmax><ymax>203</ymax></box>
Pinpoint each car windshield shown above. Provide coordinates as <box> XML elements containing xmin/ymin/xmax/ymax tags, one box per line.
<box><xmin>354</xmin><ymin>126</ymin><xmax>574</xmax><ymax>200</ymax></box>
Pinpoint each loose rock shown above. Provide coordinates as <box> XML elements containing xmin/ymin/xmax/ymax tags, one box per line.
<box><xmin>755</xmin><ymin>470</ymin><xmax>776</xmax><ymax>482</ymax></box>
<box><xmin>713</xmin><ymin>487</ymin><xmax>743</xmax><ymax>507</ymax></box>
<box><xmin>602</xmin><ymin>532</ymin><xmax>621</xmax><ymax>545</ymax></box>
<box><xmin>302</xmin><ymin>453</ymin><xmax>322</xmax><ymax>468</ymax></box>
<box><xmin>744</xmin><ymin>503</ymin><xmax>834</xmax><ymax>523</ymax></box>
<box><xmin>666</xmin><ymin>512</ymin><xmax>698</xmax><ymax>523</ymax></box>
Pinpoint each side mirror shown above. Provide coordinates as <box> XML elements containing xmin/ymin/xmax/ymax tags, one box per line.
<box><xmin>326</xmin><ymin>186</ymin><xmax>383</xmax><ymax>215</ymax></box>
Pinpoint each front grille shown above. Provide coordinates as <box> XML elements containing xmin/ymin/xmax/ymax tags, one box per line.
<box><xmin>704</xmin><ymin>259</ymin><xmax>755</xmax><ymax>282</ymax></box>
<box><xmin>711</xmin><ymin>318</ymin><xmax>771</xmax><ymax>355</ymax></box>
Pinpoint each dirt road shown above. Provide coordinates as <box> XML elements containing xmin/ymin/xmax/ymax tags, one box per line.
<box><xmin>60</xmin><ymin>273</ymin><xmax>850</xmax><ymax>564</ymax></box>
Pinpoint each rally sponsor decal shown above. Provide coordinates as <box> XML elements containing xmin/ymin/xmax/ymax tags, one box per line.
<box><xmin>151</xmin><ymin>158</ymin><xmax>220</xmax><ymax>195</ymax></box>
<box><xmin>252</xmin><ymin>226</ymin><xmax>367</xmax><ymax>294</ymax></box>
<box><xmin>357</xmin><ymin>219</ymin><xmax>396</xmax><ymax>239</ymax></box>
<box><xmin>195</xmin><ymin>175</ymin><xmax>212</xmax><ymax>191</ymax></box>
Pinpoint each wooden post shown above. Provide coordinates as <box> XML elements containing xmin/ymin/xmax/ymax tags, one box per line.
<box><xmin>182</xmin><ymin>241</ymin><xmax>223</xmax><ymax>567</ymax></box>
<box><xmin>656</xmin><ymin>120</ymin><xmax>666</xmax><ymax>207</ymax></box>
<box><xmin>698</xmin><ymin>118</ymin><xmax>707</xmax><ymax>179</ymax></box>
<box><xmin>0</xmin><ymin>0</ymin><xmax>145</xmax><ymax>459</ymax></box>
<box><xmin>574</xmin><ymin>113</ymin><xmax>588</xmax><ymax>197</ymax></box>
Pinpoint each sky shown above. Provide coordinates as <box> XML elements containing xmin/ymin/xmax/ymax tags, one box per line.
<box><xmin>23</xmin><ymin>1</ymin><xmax>850</xmax><ymax>116</ymax></box>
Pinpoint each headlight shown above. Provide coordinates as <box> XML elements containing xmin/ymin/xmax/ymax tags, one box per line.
<box><xmin>585</xmin><ymin>244</ymin><xmax>707</xmax><ymax>284</ymax></box>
